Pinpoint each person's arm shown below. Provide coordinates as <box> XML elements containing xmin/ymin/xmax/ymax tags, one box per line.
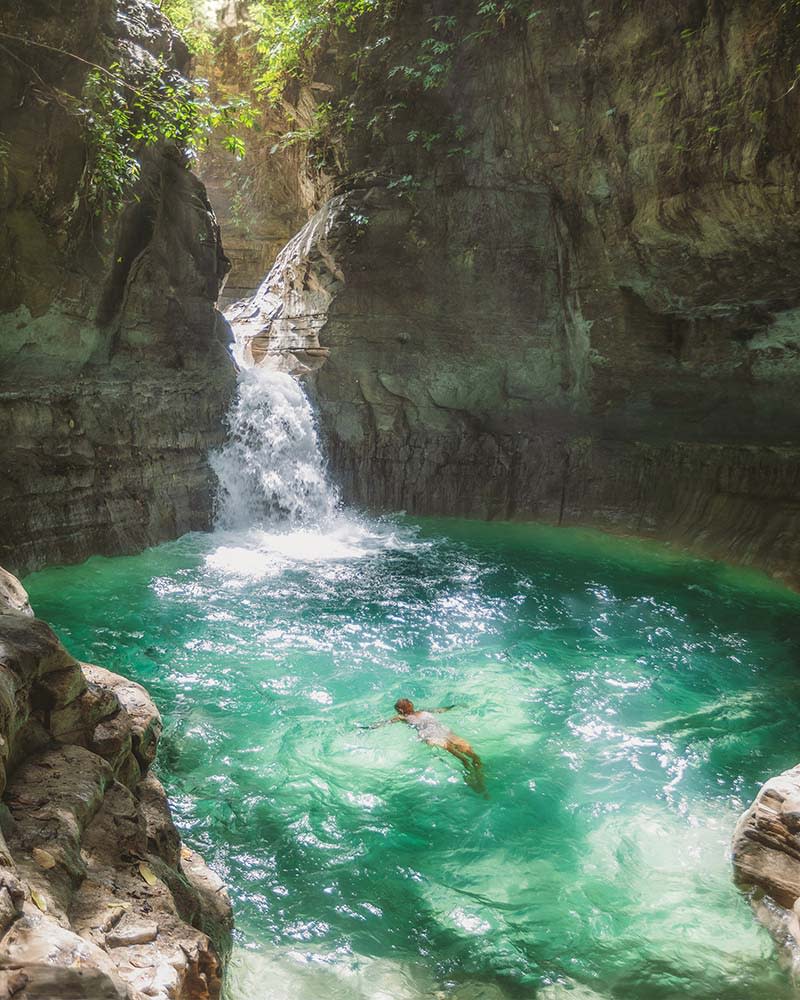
<box><xmin>356</xmin><ymin>715</ymin><xmax>403</xmax><ymax>730</ymax></box>
<box><xmin>430</xmin><ymin>705</ymin><xmax>457</xmax><ymax>714</ymax></box>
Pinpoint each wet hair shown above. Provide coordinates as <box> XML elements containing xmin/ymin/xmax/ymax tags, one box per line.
<box><xmin>394</xmin><ymin>698</ymin><xmax>414</xmax><ymax>715</ymax></box>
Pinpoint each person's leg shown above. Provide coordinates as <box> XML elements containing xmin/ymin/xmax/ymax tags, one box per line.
<box><xmin>446</xmin><ymin>745</ymin><xmax>471</xmax><ymax>767</ymax></box>
<box><xmin>446</xmin><ymin>738</ymin><xmax>487</xmax><ymax>795</ymax></box>
<box><xmin>447</xmin><ymin>736</ymin><xmax>480</xmax><ymax>765</ymax></box>
<box><xmin>464</xmin><ymin>746</ymin><xmax>482</xmax><ymax>768</ymax></box>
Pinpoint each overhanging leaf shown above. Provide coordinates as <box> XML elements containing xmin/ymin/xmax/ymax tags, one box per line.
<box><xmin>138</xmin><ymin>862</ymin><xmax>159</xmax><ymax>887</ymax></box>
<box><xmin>30</xmin><ymin>888</ymin><xmax>47</xmax><ymax>912</ymax></box>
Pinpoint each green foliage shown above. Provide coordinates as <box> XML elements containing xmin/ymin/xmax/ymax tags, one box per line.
<box><xmin>465</xmin><ymin>2</ymin><xmax>541</xmax><ymax>40</ymax></box>
<box><xmin>81</xmin><ymin>64</ymin><xmax>252</xmax><ymax>212</ymax></box>
<box><xmin>248</xmin><ymin>0</ymin><xmax>384</xmax><ymax>103</ymax></box>
<box><xmin>247</xmin><ymin>0</ymin><xmax>542</xmax><ymax>106</ymax></box>
<box><xmin>388</xmin><ymin>20</ymin><xmax>456</xmax><ymax>92</ymax></box>
<box><xmin>156</xmin><ymin>0</ymin><xmax>214</xmax><ymax>54</ymax></box>
<box><xmin>386</xmin><ymin>173</ymin><xmax>419</xmax><ymax>192</ymax></box>
<box><xmin>151</xmin><ymin>0</ymin><xmax>547</xmax><ymax>175</ymax></box>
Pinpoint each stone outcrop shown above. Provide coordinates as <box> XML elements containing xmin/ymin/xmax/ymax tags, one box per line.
<box><xmin>733</xmin><ymin>765</ymin><xmax>800</xmax><ymax>908</ymax></box>
<box><xmin>0</xmin><ymin>567</ymin><xmax>232</xmax><ymax>999</ymax></box>
<box><xmin>732</xmin><ymin>765</ymin><xmax>800</xmax><ymax>962</ymax></box>
<box><xmin>0</xmin><ymin>0</ymin><xmax>236</xmax><ymax>575</ymax></box>
<box><xmin>229</xmin><ymin>0</ymin><xmax>800</xmax><ymax>585</ymax></box>
<box><xmin>226</xmin><ymin>195</ymin><xmax>347</xmax><ymax>372</ymax></box>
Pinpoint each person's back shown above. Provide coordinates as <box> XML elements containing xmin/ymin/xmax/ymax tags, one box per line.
<box><xmin>404</xmin><ymin>709</ymin><xmax>451</xmax><ymax>747</ymax></box>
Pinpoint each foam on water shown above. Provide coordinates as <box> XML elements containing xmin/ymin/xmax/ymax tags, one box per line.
<box><xmin>208</xmin><ymin>366</ymin><xmax>416</xmax><ymax>584</ymax></box>
<box><xmin>204</xmin><ymin>523</ymin><xmax>419</xmax><ymax>582</ymax></box>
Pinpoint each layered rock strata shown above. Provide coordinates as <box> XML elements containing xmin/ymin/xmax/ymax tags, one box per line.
<box><xmin>0</xmin><ymin>568</ymin><xmax>232</xmax><ymax>999</ymax></box>
<box><xmin>0</xmin><ymin>0</ymin><xmax>236</xmax><ymax>575</ymax></box>
<box><xmin>230</xmin><ymin>0</ymin><xmax>800</xmax><ymax>585</ymax></box>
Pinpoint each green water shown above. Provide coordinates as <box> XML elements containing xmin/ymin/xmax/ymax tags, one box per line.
<box><xmin>24</xmin><ymin>518</ymin><xmax>800</xmax><ymax>1000</ymax></box>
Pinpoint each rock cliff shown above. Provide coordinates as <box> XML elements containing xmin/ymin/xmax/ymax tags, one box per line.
<box><xmin>0</xmin><ymin>567</ymin><xmax>232</xmax><ymax>1000</ymax></box>
<box><xmin>0</xmin><ymin>0</ymin><xmax>236</xmax><ymax>576</ymax></box>
<box><xmin>230</xmin><ymin>0</ymin><xmax>800</xmax><ymax>584</ymax></box>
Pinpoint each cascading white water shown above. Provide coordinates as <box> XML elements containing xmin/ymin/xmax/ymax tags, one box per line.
<box><xmin>207</xmin><ymin>365</ymin><xmax>417</xmax><ymax>578</ymax></box>
<box><xmin>211</xmin><ymin>367</ymin><xmax>339</xmax><ymax>531</ymax></box>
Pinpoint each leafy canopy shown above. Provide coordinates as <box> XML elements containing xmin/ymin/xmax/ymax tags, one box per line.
<box><xmin>82</xmin><ymin>63</ymin><xmax>253</xmax><ymax>211</ymax></box>
<box><xmin>156</xmin><ymin>0</ymin><xmax>215</xmax><ymax>54</ymax></box>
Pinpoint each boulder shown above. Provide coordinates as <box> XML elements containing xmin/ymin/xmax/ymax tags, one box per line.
<box><xmin>733</xmin><ymin>765</ymin><xmax>800</xmax><ymax>910</ymax></box>
<box><xmin>0</xmin><ymin>566</ymin><xmax>232</xmax><ymax>999</ymax></box>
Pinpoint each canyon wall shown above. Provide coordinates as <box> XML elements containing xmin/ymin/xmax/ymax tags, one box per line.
<box><xmin>0</xmin><ymin>567</ymin><xmax>232</xmax><ymax>1000</ymax></box>
<box><xmin>232</xmin><ymin>0</ymin><xmax>800</xmax><ymax>584</ymax></box>
<box><xmin>0</xmin><ymin>0</ymin><xmax>236</xmax><ymax>576</ymax></box>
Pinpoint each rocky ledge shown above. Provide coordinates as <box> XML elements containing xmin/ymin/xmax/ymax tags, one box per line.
<box><xmin>732</xmin><ymin>765</ymin><xmax>800</xmax><ymax>962</ymax></box>
<box><xmin>0</xmin><ymin>568</ymin><xmax>231</xmax><ymax>1000</ymax></box>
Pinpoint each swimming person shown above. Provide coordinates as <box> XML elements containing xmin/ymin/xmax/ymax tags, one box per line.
<box><xmin>368</xmin><ymin>698</ymin><xmax>486</xmax><ymax>794</ymax></box>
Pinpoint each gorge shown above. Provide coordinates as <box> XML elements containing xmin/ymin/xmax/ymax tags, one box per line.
<box><xmin>1</xmin><ymin>0</ymin><xmax>800</xmax><ymax>997</ymax></box>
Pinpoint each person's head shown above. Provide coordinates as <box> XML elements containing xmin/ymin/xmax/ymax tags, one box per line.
<box><xmin>395</xmin><ymin>698</ymin><xmax>414</xmax><ymax>716</ymax></box>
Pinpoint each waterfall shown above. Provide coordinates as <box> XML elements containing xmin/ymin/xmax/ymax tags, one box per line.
<box><xmin>210</xmin><ymin>368</ymin><xmax>339</xmax><ymax>531</ymax></box>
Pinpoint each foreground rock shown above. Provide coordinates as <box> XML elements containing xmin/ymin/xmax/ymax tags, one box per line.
<box><xmin>732</xmin><ymin>765</ymin><xmax>800</xmax><ymax>957</ymax></box>
<box><xmin>0</xmin><ymin>569</ymin><xmax>232</xmax><ymax>999</ymax></box>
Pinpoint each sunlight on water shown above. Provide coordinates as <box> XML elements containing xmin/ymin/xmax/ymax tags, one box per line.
<box><xmin>206</xmin><ymin>523</ymin><xmax>421</xmax><ymax>580</ymax></box>
<box><xmin>25</xmin><ymin>517</ymin><xmax>800</xmax><ymax>1000</ymax></box>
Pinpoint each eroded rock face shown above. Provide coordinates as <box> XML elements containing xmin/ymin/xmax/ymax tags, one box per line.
<box><xmin>0</xmin><ymin>567</ymin><xmax>232</xmax><ymax>999</ymax></box>
<box><xmin>227</xmin><ymin>196</ymin><xmax>349</xmax><ymax>372</ymax></box>
<box><xmin>0</xmin><ymin>0</ymin><xmax>236</xmax><ymax>575</ymax></box>
<box><xmin>733</xmin><ymin>767</ymin><xmax>800</xmax><ymax>908</ymax></box>
<box><xmin>232</xmin><ymin>0</ymin><xmax>800</xmax><ymax>584</ymax></box>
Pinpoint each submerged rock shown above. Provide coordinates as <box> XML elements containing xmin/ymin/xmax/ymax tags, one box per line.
<box><xmin>0</xmin><ymin>566</ymin><xmax>232</xmax><ymax>999</ymax></box>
